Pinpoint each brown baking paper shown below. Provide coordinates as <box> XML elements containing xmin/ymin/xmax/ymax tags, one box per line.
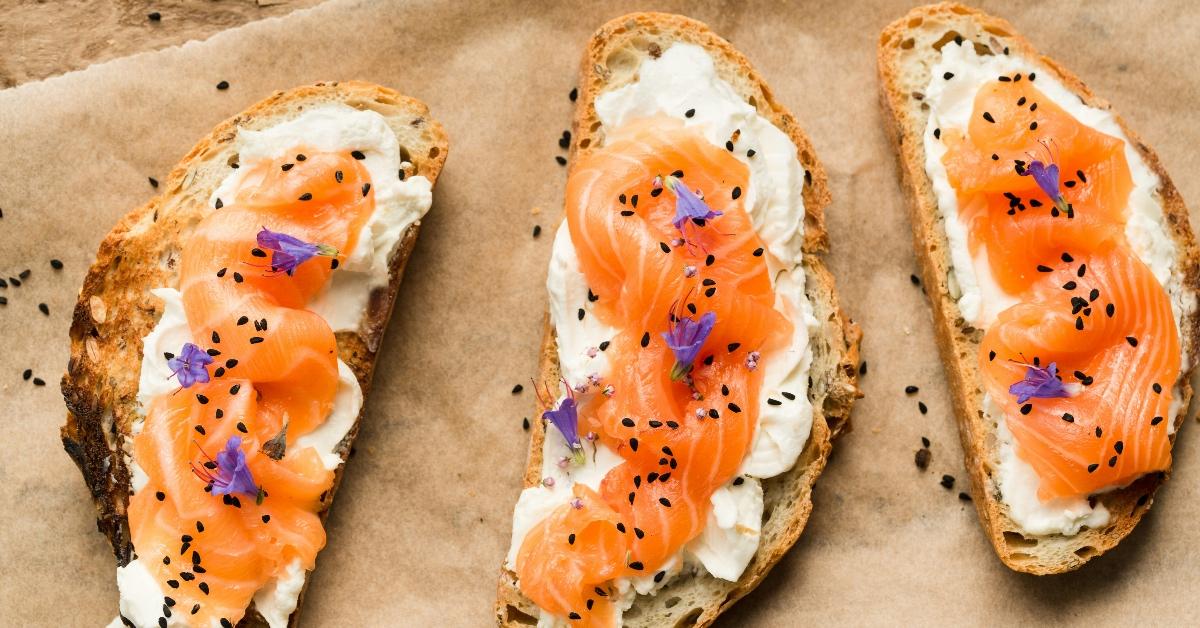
<box><xmin>2</xmin><ymin>0</ymin><xmax>1199</xmax><ymax>625</ymax></box>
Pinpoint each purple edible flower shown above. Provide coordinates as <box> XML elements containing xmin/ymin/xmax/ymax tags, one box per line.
<box><xmin>1012</xmin><ymin>159</ymin><xmax>1070</xmax><ymax>213</ymax></box>
<box><xmin>1008</xmin><ymin>362</ymin><xmax>1070</xmax><ymax>405</ymax></box>
<box><xmin>662</xmin><ymin>176</ymin><xmax>722</xmax><ymax>231</ymax></box>
<box><xmin>540</xmin><ymin>385</ymin><xmax>584</xmax><ymax>463</ymax></box>
<box><xmin>191</xmin><ymin>436</ymin><xmax>263</xmax><ymax>503</ymax></box>
<box><xmin>662</xmin><ymin>310</ymin><xmax>717</xmax><ymax>381</ymax></box>
<box><xmin>256</xmin><ymin>227</ymin><xmax>338</xmax><ymax>276</ymax></box>
<box><xmin>168</xmin><ymin>342</ymin><xmax>213</xmax><ymax>388</ymax></box>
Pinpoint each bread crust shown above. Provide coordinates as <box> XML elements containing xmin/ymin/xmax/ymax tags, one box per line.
<box><xmin>59</xmin><ymin>81</ymin><xmax>448</xmax><ymax>626</ymax></box>
<box><xmin>496</xmin><ymin>12</ymin><xmax>860</xmax><ymax>626</ymax></box>
<box><xmin>877</xmin><ymin>2</ymin><xmax>1199</xmax><ymax>574</ymax></box>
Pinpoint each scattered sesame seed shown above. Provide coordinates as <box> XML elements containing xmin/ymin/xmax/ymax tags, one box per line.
<box><xmin>298</xmin><ymin>192</ymin><xmax>313</xmax><ymax>201</ymax></box>
<box><xmin>958</xmin><ymin>491</ymin><xmax>972</xmax><ymax>501</ymax></box>
<box><xmin>940</xmin><ymin>475</ymin><xmax>955</xmax><ymax>489</ymax></box>
<box><xmin>943</xmin><ymin>71</ymin><xmax>954</xmax><ymax>80</ymax></box>
<box><xmin>1087</xmin><ymin>463</ymin><xmax>1099</xmax><ymax>473</ymax></box>
<box><xmin>641</xmin><ymin>332</ymin><xmax>650</xmax><ymax>347</ymax></box>
<box><xmin>555</xmin><ymin>156</ymin><xmax>567</xmax><ymax>166</ymax></box>
<box><xmin>32</xmin><ymin>377</ymin><xmax>45</xmax><ymax>386</ymax></box>
<box><xmin>905</xmin><ymin>385</ymin><xmax>919</xmax><ymax>394</ymax></box>
<box><xmin>983</xmin><ymin>111</ymin><xmax>995</xmax><ymax>123</ymax></box>
<box><xmin>685</xmin><ymin>108</ymin><xmax>695</xmax><ymax>118</ymax></box>
<box><xmin>148</xmin><ymin>11</ymin><xmax>161</xmax><ymax>21</ymax></box>
<box><xmin>38</xmin><ymin>303</ymin><xmax>49</xmax><ymax>316</ymax></box>
<box><xmin>569</xmin><ymin>87</ymin><xmax>578</xmax><ymax>101</ymax></box>
<box><xmin>919</xmin><ymin>401</ymin><xmax>928</xmax><ymax>414</ymax></box>
<box><xmin>215</xmin><ymin>81</ymin><xmax>229</xmax><ymax>90</ymax></box>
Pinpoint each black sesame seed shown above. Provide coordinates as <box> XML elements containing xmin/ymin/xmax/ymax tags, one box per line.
<box><xmin>1153</xmin><ymin>383</ymin><xmax>1163</xmax><ymax>394</ymax></box>
<box><xmin>156</xmin><ymin>491</ymin><xmax>166</xmax><ymax>501</ymax></box>
<box><xmin>641</xmin><ymin>332</ymin><xmax>650</xmax><ymax>347</ymax></box>
<box><xmin>940</xmin><ymin>475</ymin><xmax>955</xmax><ymax>489</ymax></box>
<box><xmin>599</xmin><ymin>341</ymin><xmax>610</xmax><ymax>351</ymax></box>
<box><xmin>38</xmin><ymin>303</ymin><xmax>49</xmax><ymax>316</ymax></box>
<box><xmin>298</xmin><ymin>192</ymin><xmax>313</xmax><ymax>202</ymax></box>
<box><xmin>983</xmin><ymin>111</ymin><xmax>996</xmax><ymax>123</ymax></box>
<box><xmin>1087</xmin><ymin>463</ymin><xmax>1099</xmax><ymax>473</ymax></box>
<box><xmin>250</xmin><ymin>337</ymin><xmax>264</xmax><ymax>344</ymax></box>
<box><xmin>1115</xmin><ymin>440</ymin><xmax>1124</xmax><ymax>454</ymax></box>
<box><xmin>658</xmin><ymin>497</ymin><xmax>672</xmax><ymax>507</ymax></box>
<box><xmin>905</xmin><ymin>385</ymin><xmax>919</xmax><ymax>394</ymax></box>
<box><xmin>32</xmin><ymin>377</ymin><xmax>45</xmax><ymax>386</ymax></box>
<box><xmin>1106</xmin><ymin>303</ymin><xmax>1115</xmax><ymax>317</ymax></box>
<box><xmin>1029</xmin><ymin>121</ymin><xmax>1038</xmax><ymax>131</ymax></box>
<box><xmin>555</xmin><ymin>156</ymin><xmax>567</xmax><ymax>166</ymax></box>
<box><xmin>577</xmin><ymin>308</ymin><xmax>585</xmax><ymax>321</ymax></box>
<box><xmin>731</xmin><ymin>186</ymin><xmax>742</xmax><ymax>200</ymax></box>
<box><xmin>351</xmin><ymin>150</ymin><xmax>366</xmax><ymax>160</ymax></box>
<box><xmin>622</xmin><ymin>417</ymin><xmax>635</xmax><ymax>428</ymax></box>
<box><xmin>705</xmin><ymin>254</ymin><xmax>715</xmax><ymax>266</ymax></box>
<box><xmin>196</xmin><ymin>394</ymin><xmax>209</xmax><ymax>405</ymax></box>
<box><xmin>746</xmin><ymin>149</ymin><xmax>756</xmax><ymax>157</ymax></box>
<box><xmin>685</xmin><ymin>108</ymin><xmax>695</xmax><ymax>118</ymax></box>
<box><xmin>236</xmin><ymin>422</ymin><xmax>248</xmax><ymax>433</ymax></box>
<box><xmin>859</xmin><ymin>362</ymin><xmax>868</xmax><ymax>375</ymax></box>
<box><xmin>1036</xmin><ymin>265</ymin><xmax>1053</xmax><ymax>273</ymax></box>
<box><xmin>167</xmin><ymin>580</ymin><xmax>180</xmax><ymax>589</ymax></box>
<box><xmin>148</xmin><ymin>11</ymin><xmax>161</xmax><ymax>21</ymax></box>
<box><xmin>958</xmin><ymin>492</ymin><xmax>972</xmax><ymax>501</ymax></box>
<box><xmin>1095</xmin><ymin>426</ymin><xmax>1103</xmax><ymax>437</ymax></box>
<box><xmin>752</xmin><ymin>247</ymin><xmax>764</xmax><ymax>257</ymax></box>
<box><xmin>910</xmin><ymin>274</ymin><xmax>921</xmax><ymax>286</ymax></box>
<box><xmin>215</xmin><ymin>80</ymin><xmax>229</xmax><ymax>90</ymax></box>
<box><xmin>989</xmin><ymin>350</ymin><xmax>997</xmax><ymax>361</ymax></box>
<box><xmin>1062</xmin><ymin>413</ymin><xmax>1074</xmax><ymax>423</ymax></box>
<box><xmin>1127</xmin><ymin>336</ymin><xmax>1138</xmax><ymax>347</ymax></box>
<box><xmin>362</xmin><ymin>182</ymin><xmax>371</xmax><ymax>197</ymax></box>
<box><xmin>659</xmin><ymin>242</ymin><xmax>671</xmax><ymax>254</ymax></box>
<box><xmin>214</xmin><ymin>198</ymin><xmax>223</xmax><ymax>209</ymax></box>
<box><xmin>1020</xmin><ymin>403</ymin><xmax>1033</xmax><ymax>415</ymax></box>
<box><xmin>727</xmin><ymin>342</ymin><xmax>741</xmax><ymax>352</ymax></box>
<box><xmin>944</xmin><ymin>71</ymin><xmax>955</xmax><ymax>80</ymax></box>
<box><xmin>1152</xmin><ymin>416</ymin><xmax>1164</xmax><ymax>426</ymax></box>
<box><xmin>727</xmin><ymin>402</ymin><xmax>742</xmax><ymax>413</ymax></box>
<box><xmin>919</xmin><ymin>401</ymin><xmax>928</xmax><ymax>414</ymax></box>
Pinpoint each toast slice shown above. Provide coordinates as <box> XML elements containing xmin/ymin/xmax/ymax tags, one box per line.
<box><xmin>59</xmin><ymin>81</ymin><xmax>448</xmax><ymax>625</ymax></box>
<box><xmin>495</xmin><ymin>12</ymin><xmax>861</xmax><ymax>626</ymax></box>
<box><xmin>878</xmin><ymin>3</ymin><xmax>1200</xmax><ymax>574</ymax></box>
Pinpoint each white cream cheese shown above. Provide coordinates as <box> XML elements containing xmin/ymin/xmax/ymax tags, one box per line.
<box><xmin>508</xmin><ymin>43</ymin><xmax>816</xmax><ymax>624</ymax></box>
<box><xmin>210</xmin><ymin>104</ymin><xmax>433</xmax><ymax>332</ymax></box>
<box><xmin>923</xmin><ymin>42</ymin><xmax>1193</xmax><ymax>535</ymax></box>
<box><xmin>118</xmin><ymin>105</ymin><xmax>425</xmax><ymax>627</ymax></box>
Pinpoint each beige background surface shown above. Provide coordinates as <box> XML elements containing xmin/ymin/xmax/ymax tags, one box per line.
<box><xmin>1</xmin><ymin>0</ymin><xmax>1198</xmax><ymax>625</ymax></box>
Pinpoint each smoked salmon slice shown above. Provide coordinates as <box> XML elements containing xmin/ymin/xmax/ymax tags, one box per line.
<box><xmin>127</xmin><ymin>150</ymin><xmax>374</xmax><ymax>626</ymax></box>
<box><xmin>515</xmin><ymin>117</ymin><xmax>790</xmax><ymax>624</ymax></box>
<box><xmin>940</xmin><ymin>76</ymin><xmax>1179</xmax><ymax>500</ymax></box>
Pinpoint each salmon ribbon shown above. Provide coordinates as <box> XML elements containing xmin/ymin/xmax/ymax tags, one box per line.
<box><xmin>941</xmin><ymin>77</ymin><xmax>1179</xmax><ymax>500</ymax></box>
<box><xmin>127</xmin><ymin>150</ymin><xmax>375</xmax><ymax>626</ymax></box>
<box><xmin>516</xmin><ymin>118</ymin><xmax>791</xmax><ymax>625</ymax></box>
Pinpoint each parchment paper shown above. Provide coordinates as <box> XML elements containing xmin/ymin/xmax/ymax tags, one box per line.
<box><xmin>1</xmin><ymin>1</ymin><xmax>1198</xmax><ymax>625</ymax></box>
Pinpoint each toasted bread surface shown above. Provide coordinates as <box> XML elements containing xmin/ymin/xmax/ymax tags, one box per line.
<box><xmin>496</xmin><ymin>12</ymin><xmax>861</xmax><ymax>626</ymax></box>
<box><xmin>877</xmin><ymin>2</ymin><xmax>1199</xmax><ymax>574</ymax></box>
<box><xmin>60</xmin><ymin>80</ymin><xmax>448</xmax><ymax>626</ymax></box>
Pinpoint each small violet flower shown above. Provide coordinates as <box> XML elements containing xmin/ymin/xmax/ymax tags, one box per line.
<box><xmin>168</xmin><ymin>342</ymin><xmax>213</xmax><ymax>388</ymax></box>
<box><xmin>661</xmin><ymin>175</ymin><xmax>722</xmax><ymax>231</ymax></box>
<box><xmin>541</xmin><ymin>387</ymin><xmax>584</xmax><ymax>463</ymax></box>
<box><xmin>256</xmin><ymin>227</ymin><xmax>338</xmax><ymax>276</ymax></box>
<box><xmin>1019</xmin><ymin>160</ymin><xmax>1069</xmax><ymax>214</ymax></box>
<box><xmin>1009</xmin><ymin>362</ymin><xmax>1071</xmax><ymax>405</ymax></box>
<box><xmin>192</xmin><ymin>436</ymin><xmax>263</xmax><ymax>503</ymax></box>
<box><xmin>662</xmin><ymin>310</ymin><xmax>717</xmax><ymax>381</ymax></box>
